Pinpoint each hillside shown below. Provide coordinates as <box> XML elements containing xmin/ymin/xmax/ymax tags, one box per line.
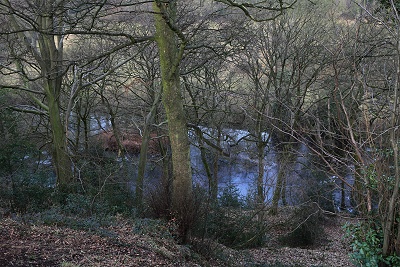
<box><xmin>0</xmin><ymin>210</ymin><xmax>355</xmax><ymax>267</ymax></box>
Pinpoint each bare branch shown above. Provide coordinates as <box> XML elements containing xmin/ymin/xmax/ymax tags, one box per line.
<box><xmin>214</xmin><ymin>0</ymin><xmax>297</xmax><ymax>22</ymax></box>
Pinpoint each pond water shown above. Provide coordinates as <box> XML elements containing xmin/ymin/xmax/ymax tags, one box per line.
<box><xmin>189</xmin><ymin>127</ymin><xmax>353</xmax><ymax>210</ymax></box>
<box><xmin>75</xmin><ymin>117</ymin><xmax>354</xmax><ymax>210</ymax></box>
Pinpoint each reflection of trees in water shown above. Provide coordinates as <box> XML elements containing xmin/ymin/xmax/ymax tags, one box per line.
<box><xmin>97</xmin><ymin>127</ymin><xmax>351</xmax><ymax>212</ymax></box>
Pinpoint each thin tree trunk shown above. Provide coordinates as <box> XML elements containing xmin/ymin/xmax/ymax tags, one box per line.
<box><xmin>257</xmin><ymin>141</ymin><xmax>266</xmax><ymax>221</ymax></box>
<box><xmin>270</xmin><ymin>167</ymin><xmax>284</xmax><ymax>215</ymax></box>
<box><xmin>270</xmin><ymin>145</ymin><xmax>290</xmax><ymax>215</ymax></box>
<box><xmin>75</xmin><ymin>114</ymin><xmax>82</xmax><ymax>152</ymax></box>
<box><xmin>281</xmin><ymin>173</ymin><xmax>287</xmax><ymax>206</ymax></box>
<box><xmin>136</xmin><ymin>87</ymin><xmax>162</xmax><ymax>215</ymax></box>
<box><xmin>257</xmin><ymin>142</ymin><xmax>265</xmax><ymax>205</ymax></box>
<box><xmin>211</xmin><ymin>128</ymin><xmax>221</xmax><ymax>203</ymax></box>
<box><xmin>382</xmin><ymin>38</ymin><xmax>400</xmax><ymax>260</ymax></box>
<box><xmin>340</xmin><ymin>178</ymin><xmax>346</xmax><ymax>210</ymax></box>
<box><xmin>82</xmin><ymin>106</ymin><xmax>90</xmax><ymax>152</ymax></box>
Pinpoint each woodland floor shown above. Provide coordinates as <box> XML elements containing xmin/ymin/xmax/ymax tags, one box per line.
<box><xmin>248</xmin><ymin>212</ymin><xmax>356</xmax><ymax>267</ymax></box>
<box><xmin>0</xmin><ymin>209</ymin><xmax>356</xmax><ymax>267</ymax></box>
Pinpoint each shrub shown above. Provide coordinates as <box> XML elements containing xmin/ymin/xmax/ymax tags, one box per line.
<box><xmin>146</xmin><ymin>183</ymin><xmax>172</xmax><ymax>219</ymax></box>
<box><xmin>146</xmin><ymin>184</ymin><xmax>206</xmax><ymax>243</ymax></box>
<box><xmin>6</xmin><ymin>169</ymin><xmax>54</xmax><ymax>213</ymax></box>
<box><xmin>204</xmin><ymin>208</ymin><xmax>266</xmax><ymax>248</ymax></box>
<box><xmin>73</xmin><ymin>151</ymin><xmax>120</xmax><ymax>192</ymax></box>
<box><xmin>190</xmin><ymin>237</ymin><xmax>254</xmax><ymax>266</ymax></box>
<box><xmin>103</xmin><ymin>183</ymin><xmax>135</xmax><ymax>215</ymax></box>
<box><xmin>243</xmin><ymin>187</ymin><xmax>258</xmax><ymax>210</ymax></box>
<box><xmin>218</xmin><ymin>182</ymin><xmax>244</xmax><ymax>208</ymax></box>
<box><xmin>194</xmin><ymin>184</ymin><xmax>267</xmax><ymax>249</ymax></box>
<box><xmin>0</xmin><ymin>119</ymin><xmax>55</xmax><ymax>213</ymax></box>
<box><xmin>279</xmin><ymin>203</ymin><xmax>325</xmax><ymax>248</ymax></box>
<box><xmin>62</xmin><ymin>189</ymin><xmax>137</xmax><ymax>218</ymax></box>
<box><xmin>344</xmin><ymin>220</ymin><xmax>400</xmax><ymax>267</ymax></box>
<box><xmin>63</xmin><ymin>194</ymin><xmax>93</xmax><ymax>216</ymax></box>
<box><xmin>68</xmin><ymin>149</ymin><xmax>136</xmax><ymax>216</ymax></box>
<box><xmin>306</xmin><ymin>171</ymin><xmax>335</xmax><ymax>213</ymax></box>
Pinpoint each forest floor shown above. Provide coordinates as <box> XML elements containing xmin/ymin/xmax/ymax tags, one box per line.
<box><xmin>0</xmin><ymin>208</ymin><xmax>356</xmax><ymax>267</ymax></box>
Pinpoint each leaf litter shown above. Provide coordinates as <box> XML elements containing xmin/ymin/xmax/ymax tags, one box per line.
<box><xmin>0</xmin><ymin>212</ymin><xmax>355</xmax><ymax>267</ymax></box>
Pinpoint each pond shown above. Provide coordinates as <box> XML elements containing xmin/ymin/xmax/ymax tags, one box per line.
<box><xmin>82</xmin><ymin>117</ymin><xmax>354</xmax><ymax>210</ymax></box>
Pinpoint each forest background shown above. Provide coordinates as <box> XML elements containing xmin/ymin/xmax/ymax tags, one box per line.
<box><xmin>1</xmin><ymin>0</ymin><xmax>400</xmax><ymax>266</ymax></box>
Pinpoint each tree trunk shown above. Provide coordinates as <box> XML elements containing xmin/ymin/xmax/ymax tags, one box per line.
<box><xmin>136</xmin><ymin>87</ymin><xmax>162</xmax><ymax>215</ymax></box>
<box><xmin>199</xmin><ymin>136</ymin><xmax>213</xmax><ymax>198</ymax></box>
<box><xmin>270</xmin><ymin>145</ymin><xmax>290</xmax><ymax>215</ymax></box>
<box><xmin>211</xmin><ymin>128</ymin><xmax>221</xmax><ymax>203</ymax></box>
<box><xmin>5</xmin><ymin>0</ymin><xmax>75</xmax><ymax>191</ymax></box>
<box><xmin>153</xmin><ymin>0</ymin><xmax>193</xmax><ymax>241</ymax></box>
<box><xmin>191</xmin><ymin>125</ymin><xmax>217</xmax><ymax>202</ymax></box>
<box><xmin>256</xmin><ymin>141</ymin><xmax>266</xmax><ymax>221</ymax></box>
<box><xmin>281</xmin><ymin>172</ymin><xmax>287</xmax><ymax>206</ymax></box>
<box><xmin>47</xmin><ymin>90</ymin><xmax>73</xmax><ymax>190</ymax></box>
<box><xmin>270</xmin><ymin>167</ymin><xmax>284</xmax><ymax>215</ymax></box>
<box><xmin>257</xmin><ymin>142</ymin><xmax>265</xmax><ymax>205</ymax></box>
<box><xmin>37</xmin><ymin>7</ymin><xmax>73</xmax><ymax>191</ymax></box>
<box><xmin>382</xmin><ymin>38</ymin><xmax>400</xmax><ymax>261</ymax></box>
<box><xmin>340</xmin><ymin>178</ymin><xmax>346</xmax><ymax>210</ymax></box>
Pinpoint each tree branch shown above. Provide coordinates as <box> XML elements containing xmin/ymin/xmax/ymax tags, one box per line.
<box><xmin>214</xmin><ymin>0</ymin><xmax>297</xmax><ymax>22</ymax></box>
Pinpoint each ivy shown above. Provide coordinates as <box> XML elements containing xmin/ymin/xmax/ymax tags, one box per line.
<box><xmin>344</xmin><ymin>221</ymin><xmax>400</xmax><ymax>267</ymax></box>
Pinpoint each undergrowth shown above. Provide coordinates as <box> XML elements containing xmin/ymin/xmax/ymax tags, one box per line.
<box><xmin>344</xmin><ymin>220</ymin><xmax>400</xmax><ymax>267</ymax></box>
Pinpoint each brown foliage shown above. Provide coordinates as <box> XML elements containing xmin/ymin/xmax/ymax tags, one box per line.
<box><xmin>97</xmin><ymin>130</ymin><xmax>169</xmax><ymax>156</ymax></box>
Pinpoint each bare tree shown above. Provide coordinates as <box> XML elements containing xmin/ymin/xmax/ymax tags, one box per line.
<box><xmin>355</xmin><ymin>0</ymin><xmax>400</xmax><ymax>261</ymax></box>
<box><xmin>233</xmin><ymin>2</ymin><xmax>327</xmax><ymax>214</ymax></box>
<box><xmin>151</xmin><ymin>0</ymin><xmax>296</xmax><ymax>241</ymax></box>
<box><xmin>0</xmin><ymin>0</ymin><xmax>152</xmax><ymax>193</ymax></box>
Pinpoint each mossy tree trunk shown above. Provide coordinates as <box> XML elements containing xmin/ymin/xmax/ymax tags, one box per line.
<box><xmin>153</xmin><ymin>0</ymin><xmax>193</xmax><ymax>241</ymax></box>
<box><xmin>38</xmin><ymin>3</ymin><xmax>73</xmax><ymax>191</ymax></box>
<box><xmin>3</xmin><ymin>0</ymin><xmax>74</xmax><ymax>191</ymax></box>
